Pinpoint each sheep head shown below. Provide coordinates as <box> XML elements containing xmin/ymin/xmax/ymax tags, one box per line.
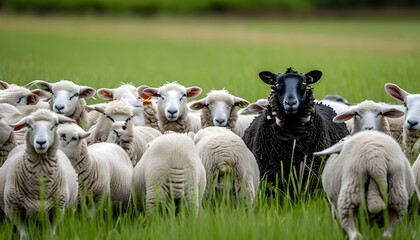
<box><xmin>10</xmin><ymin>109</ymin><xmax>75</xmax><ymax>154</ymax></box>
<box><xmin>259</xmin><ymin>67</ymin><xmax>322</xmax><ymax>115</ymax></box>
<box><xmin>333</xmin><ymin>100</ymin><xmax>404</xmax><ymax>133</ymax></box>
<box><xmin>190</xmin><ymin>89</ymin><xmax>248</xmax><ymax>127</ymax></box>
<box><xmin>27</xmin><ymin>80</ymin><xmax>95</xmax><ymax>117</ymax></box>
<box><xmin>140</xmin><ymin>82</ymin><xmax>201</xmax><ymax>122</ymax></box>
<box><xmin>385</xmin><ymin>83</ymin><xmax>420</xmax><ymax>132</ymax></box>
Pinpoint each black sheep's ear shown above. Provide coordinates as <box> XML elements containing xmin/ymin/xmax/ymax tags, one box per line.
<box><xmin>259</xmin><ymin>71</ymin><xmax>277</xmax><ymax>85</ymax></box>
<box><xmin>305</xmin><ymin>70</ymin><xmax>322</xmax><ymax>84</ymax></box>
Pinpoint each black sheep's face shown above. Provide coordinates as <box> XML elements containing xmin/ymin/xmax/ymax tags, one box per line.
<box><xmin>259</xmin><ymin>69</ymin><xmax>322</xmax><ymax>115</ymax></box>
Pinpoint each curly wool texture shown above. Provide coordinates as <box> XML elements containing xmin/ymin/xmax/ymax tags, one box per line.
<box><xmin>242</xmin><ymin>89</ymin><xmax>349</xmax><ymax>193</ymax></box>
<box><xmin>143</xmin><ymin>103</ymin><xmax>159</xmax><ymax>130</ymax></box>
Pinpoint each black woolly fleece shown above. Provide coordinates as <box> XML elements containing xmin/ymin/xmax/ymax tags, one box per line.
<box><xmin>242</xmin><ymin>89</ymin><xmax>349</xmax><ymax>195</ymax></box>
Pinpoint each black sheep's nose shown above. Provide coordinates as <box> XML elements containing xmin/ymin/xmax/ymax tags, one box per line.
<box><xmin>36</xmin><ymin>140</ymin><xmax>47</xmax><ymax>147</ymax></box>
<box><xmin>407</xmin><ymin>120</ymin><xmax>418</xmax><ymax>129</ymax></box>
<box><xmin>285</xmin><ymin>99</ymin><xmax>297</xmax><ymax>106</ymax></box>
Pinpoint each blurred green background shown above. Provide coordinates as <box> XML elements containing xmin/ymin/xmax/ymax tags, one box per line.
<box><xmin>1</xmin><ymin>0</ymin><xmax>419</xmax><ymax>13</ymax></box>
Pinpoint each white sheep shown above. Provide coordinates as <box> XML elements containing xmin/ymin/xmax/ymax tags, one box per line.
<box><xmin>88</xmin><ymin>100</ymin><xmax>161</xmax><ymax>166</ymax></box>
<box><xmin>26</xmin><ymin>80</ymin><xmax>96</xmax><ymax>130</ymax></box>
<box><xmin>189</xmin><ymin>89</ymin><xmax>254</xmax><ymax>137</ymax></box>
<box><xmin>384</xmin><ymin>83</ymin><xmax>420</xmax><ymax>161</ymax></box>
<box><xmin>333</xmin><ymin>100</ymin><xmax>404</xmax><ymax>136</ymax></box>
<box><xmin>95</xmin><ymin>83</ymin><xmax>159</xmax><ymax>129</ymax></box>
<box><xmin>0</xmin><ymin>109</ymin><xmax>78</xmax><ymax>239</ymax></box>
<box><xmin>133</xmin><ymin>132</ymin><xmax>206</xmax><ymax>215</ymax></box>
<box><xmin>139</xmin><ymin>82</ymin><xmax>202</xmax><ymax>133</ymax></box>
<box><xmin>57</xmin><ymin>123</ymin><xmax>133</xmax><ymax>209</ymax></box>
<box><xmin>314</xmin><ymin>131</ymin><xmax>416</xmax><ymax>240</ymax></box>
<box><xmin>194</xmin><ymin>127</ymin><xmax>259</xmax><ymax>203</ymax></box>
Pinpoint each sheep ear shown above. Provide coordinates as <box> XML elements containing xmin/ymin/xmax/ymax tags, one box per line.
<box><xmin>333</xmin><ymin>109</ymin><xmax>356</xmax><ymax>123</ymax></box>
<box><xmin>186</xmin><ymin>87</ymin><xmax>202</xmax><ymax>98</ymax></box>
<box><xmin>313</xmin><ymin>141</ymin><xmax>344</xmax><ymax>156</ymax></box>
<box><xmin>79</xmin><ymin>131</ymin><xmax>91</xmax><ymax>139</ymax></box>
<box><xmin>31</xmin><ymin>89</ymin><xmax>51</xmax><ymax>101</ymax></box>
<box><xmin>305</xmin><ymin>70</ymin><xmax>322</xmax><ymax>84</ymax></box>
<box><xmin>137</xmin><ymin>85</ymin><xmax>150</xmax><ymax>100</ymax></box>
<box><xmin>140</xmin><ymin>87</ymin><xmax>159</xmax><ymax>100</ymax></box>
<box><xmin>189</xmin><ymin>99</ymin><xmax>206</xmax><ymax>110</ymax></box>
<box><xmin>9</xmin><ymin>116</ymin><xmax>29</xmax><ymax>131</ymax></box>
<box><xmin>381</xmin><ymin>107</ymin><xmax>405</xmax><ymax>118</ymax></box>
<box><xmin>57</xmin><ymin>114</ymin><xmax>76</xmax><ymax>124</ymax></box>
<box><xmin>248</xmin><ymin>103</ymin><xmax>266</xmax><ymax>113</ymax></box>
<box><xmin>259</xmin><ymin>71</ymin><xmax>277</xmax><ymax>85</ymax></box>
<box><xmin>97</xmin><ymin>88</ymin><xmax>114</xmax><ymax>100</ymax></box>
<box><xmin>234</xmin><ymin>97</ymin><xmax>249</xmax><ymax>108</ymax></box>
<box><xmin>25</xmin><ymin>80</ymin><xmax>53</xmax><ymax>93</ymax></box>
<box><xmin>25</xmin><ymin>94</ymin><xmax>40</xmax><ymax>105</ymax></box>
<box><xmin>384</xmin><ymin>83</ymin><xmax>410</xmax><ymax>102</ymax></box>
<box><xmin>79</xmin><ymin>86</ymin><xmax>96</xmax><ymax>99</ymax></box>
<box><xmin>0</xmin><ymin>80</ymin><xmax>9</xmax><ymax>89</ymax></box>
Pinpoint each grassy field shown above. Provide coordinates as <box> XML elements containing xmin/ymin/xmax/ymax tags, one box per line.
<box><xmin>0</xmin><ymin>14</ymin><xmax>420</xmax><ymax>239</ymax></box>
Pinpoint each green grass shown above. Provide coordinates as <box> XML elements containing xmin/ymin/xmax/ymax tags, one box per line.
<box><xmin>0</xmin><ymin>14</ymin><xmax>420</xmax><ymax>239</ymax></box>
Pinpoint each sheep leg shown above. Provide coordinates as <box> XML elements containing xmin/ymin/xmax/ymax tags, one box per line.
<box><xmin>338</xmin><ymin>181</ymin><xmax>362</xmax><ymax>240</ymax></box>
<box><xmin>145</xmin><ymin>185</ymin><xmax>157</xmax><ymax>215</ymax></box>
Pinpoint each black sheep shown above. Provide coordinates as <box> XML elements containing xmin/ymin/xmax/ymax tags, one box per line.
<box><xmin>242</xmin><ymin>67</ymin><xmax>349</xmax><ymax>197</ymax></box>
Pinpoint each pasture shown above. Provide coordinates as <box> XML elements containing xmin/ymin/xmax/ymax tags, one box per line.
<box><xmin>0</xmin><ymin>14</ymin><xmax>420</xmax><ymax>239</ymax></box>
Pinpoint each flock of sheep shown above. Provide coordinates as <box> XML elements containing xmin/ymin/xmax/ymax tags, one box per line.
<box><xmin>0</xmin><ymin>67</ymin><xmax>419</xmax><ymax>240</ymax></box>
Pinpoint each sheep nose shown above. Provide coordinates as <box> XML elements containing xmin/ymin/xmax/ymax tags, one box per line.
<box><xmin>36</xmin><ymin>140</ymin><xmax>47</xmax><ymax>147</ymax></box>
<box><xmin>364</xmin><ymin>127</ymin><xmax>374</xmax><ymax>131</ymax></box>
<box><xmin>215</xmin><ymin>118</ymin><xmax>225</xmax><ymax>125</ymax></box>
<box><xmin>55</xmin><ymin>105</ymin><xmax>64</xmax><ymax>112</ymax></box>
<box><xmin>407</xmin><ymin>120</ymin><xmax>418</xmax><ymax>129</ymax></box>
<box><xmin>167</xmin><ymin>109</ymin><xmax>178</xmax><ymax>116</ymax></box>
<box><xmin>285</xmin><ymin>98</ymin><xmax>297</xmax><ymax>106</ymax></box>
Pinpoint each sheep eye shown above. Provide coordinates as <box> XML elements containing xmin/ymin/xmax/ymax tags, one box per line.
<box><xmin>106</xmin><ymin>115</ymin><xmax>115</xmax><ymax>122</ymax></box>
<box><xmin>69</xmin><ymin>93</ymin><xmax>79</xmax><ymax>100</ymax></box>
<box><xmin>61</xmin><ymin>134</ymin><xmax>66</xmax><ymax>139</ymax></box>
<box><xmin>16</xmin><ymin>96</ymin><xmax>24</xmax><ymax>104</ymax></box>
<box><xmin>157</xmin><ymin>93</ymin><xmax>165</xmax><ymax>100</ymax></box>
<box><xmin>354</xmin><ymin>112</ymin><xmax>362</xmax><ymax>119</ymax></box>
<box><xmin>376</xmin><ymin>112</ymin><xmax>383</xmax><ymax>118</ymax></box>
<box><xmin>26</xmin><ymin>124</ymin><xmax>33</xmax><ymax>129</ymax></box>
<box><xmin>50</xmin><ymin>123</ymin><xmax>58</xmax><ymax>130</ymax></box>
<box><xmin>179</xmin><ymin>94</ymin><xmax>187</xmax><ymax>101</ymax></box>
<box><xmin>404</xmin><ymin>102</ymin><xmax>408</xmax><ymax>110</ymax></box>
<box><xmin>71</xmin><ymin>137</ymin><xmax>77</xmax><ymax>141</ymax></box>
